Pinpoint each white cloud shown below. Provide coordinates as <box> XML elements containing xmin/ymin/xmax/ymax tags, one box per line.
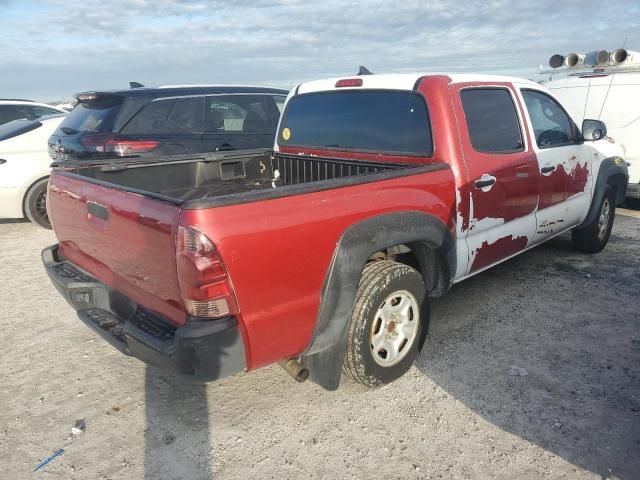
<box><xmin>1</xmin><ymin>0</ymin><xmax>638</xmax><ymax>100</ymax></box>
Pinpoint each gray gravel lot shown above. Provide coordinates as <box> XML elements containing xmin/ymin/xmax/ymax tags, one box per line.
<box><xmin>0</xmin><ymin>211</ymin><xmax>638</xmax><ymax>479</ymax></box>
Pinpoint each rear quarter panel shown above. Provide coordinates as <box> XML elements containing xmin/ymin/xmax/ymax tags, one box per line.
<box><xmin>181</xmin><ymin>168</ymin><xmax>456</xmax><ymax>370</ymax></box>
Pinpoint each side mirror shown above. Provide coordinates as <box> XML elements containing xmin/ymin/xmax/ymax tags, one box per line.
<box><xmin>582</xmin><ymin>119</ymin><xmax>607</xmax><ymax>141</ymax></box>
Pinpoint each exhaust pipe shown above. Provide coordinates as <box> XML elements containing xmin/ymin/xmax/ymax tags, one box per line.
<box><xmin>565</xmin><ymin>53</ymin><xmax>584</xmax><ymax>68</ymax></box>
<box><xmin>549</xmin><ymin>54</ymin><xmax>564</xmax><ymax>69</ymax></box>
<box><xmin>278</xmin><ymin>359</ymin><xmax>309</xmax><ymax>383</ymax></box>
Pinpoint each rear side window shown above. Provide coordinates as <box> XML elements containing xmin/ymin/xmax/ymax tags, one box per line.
<box><xmin>204</xmin><ymin>95</ymin><xmax>282</xmax><ymax>134</ymax></box>
<box><xmin>121</xmin><ymin>97</ymin><xmax>204</xmax><ymax>134</ymax></box>
<box><xmin>521</xmin><ymin>89</ymin><xmax>576</xmax><ymax>148</ymax></box>
<box><xmin>460</xmin><ymin>88</ymin><xmax>524</xmax><ymax>154</ymax></box>
<box><xmin>62</xmin><ymin>96</ymin><xmax>124</xmax><ymax>133</ymax></box>
<box><xmin>278</xmin><ymin>90</ymin><xmax>432</xmax><ymax>156</ymax></box>
<box><xmin>169</xmin><ymin>97</ymin><xmax>204</xmax><ymax>133</ymax></box>
<box><xmin>32</xmin><ymin>106</ymin><xmax>61</xmax><ymax>116</ymax></box>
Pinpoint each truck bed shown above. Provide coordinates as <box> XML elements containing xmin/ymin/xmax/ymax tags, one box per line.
<box><xmin>57</xmin><ymin>149</ymin><xmax>416</xmax><ymax>206</ymax></box>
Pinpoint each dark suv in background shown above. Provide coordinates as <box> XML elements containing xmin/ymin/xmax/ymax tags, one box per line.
<box><xmin>48</xmin><ymin>85</ymin><xmax>288</xmax><ymax>161</ymax></box>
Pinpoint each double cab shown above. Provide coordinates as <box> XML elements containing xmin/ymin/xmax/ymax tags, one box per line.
<box><xmin>42</xmin><ymin>73</ymin><xmax>628</xmax><ymax>390</ymax></box>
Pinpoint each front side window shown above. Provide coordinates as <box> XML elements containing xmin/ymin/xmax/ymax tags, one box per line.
<box><xmin>459</xmin><ymin>88</ymin><xmax>524</xmax><ymax>154</ymax></box>
<box><xmin>522</xmin><ymin>89</ymin><xmax>576</xmax><ymax>148</ymax></box>
<box><xmin>278</xmin><ymin>90</ymin><xmax>432</xmax><ymax>156</ymax></box>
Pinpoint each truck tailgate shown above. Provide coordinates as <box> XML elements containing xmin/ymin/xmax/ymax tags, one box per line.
<box><xmin>48</xmin><ymin>171</ymin><xmax>186</xmax><ymax>326</ymax></box>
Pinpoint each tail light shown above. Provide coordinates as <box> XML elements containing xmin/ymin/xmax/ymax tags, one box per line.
<box><xmin>105</xmin><ymin>137</ymin><xmax>160</xmax><ymax>155</ymax></box>
<box><xmin>176</xmin><ymin>226</ymin><xmax>238</xmax><ymax>318</ymax></box>
<box><xmin>80</xmin><ymin>134</ymin><xmax>160</xmax><ymax>156</ymax></box>
<box><xmin>335</xmin><ymin>78</ymin><xmax>363</xmax><ymax>88</ymax></box>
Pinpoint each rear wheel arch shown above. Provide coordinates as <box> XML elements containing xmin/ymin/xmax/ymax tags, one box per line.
<box><xmin>300</xmin><ymin>211</ymin><xmax>455</xmax><ymax>390</ymax></box>
<box><xmin>607</xmin><ymin>173</ymin><xmax>627</xmax><ymax>204</ymax></box>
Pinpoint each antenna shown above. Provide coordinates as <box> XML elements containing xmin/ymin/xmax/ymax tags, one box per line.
<box><xmin>597</xmin><ymin>38</ymin><xmax>627</xmax><ymax>120</ymax></box>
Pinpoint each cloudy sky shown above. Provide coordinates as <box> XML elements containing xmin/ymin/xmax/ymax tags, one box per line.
<box><xmin>1</xmin><ymin>0</ymin><xmax>638</xmax><ymax>101</ymax></box>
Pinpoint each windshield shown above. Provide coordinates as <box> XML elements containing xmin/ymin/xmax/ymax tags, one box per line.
<box><xmin>278</xmin><ymin>90</ymin><xmax>433</xmax><ymax>156</ymax></box>
<box><xmin>61</xmin><ymin>96</ymin><xmax>124</xmax><ymax>134</ymax></box>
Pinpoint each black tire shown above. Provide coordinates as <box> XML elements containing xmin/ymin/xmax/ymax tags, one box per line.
<box><xmin>572</xmin><ymin>189</ymin><xmax>615</xmax><ymax>253</ymax></box>
<box><xmin>24</xmin><ymin>178</ymin><xmax>51</xmax><ymax>229</ymax></box>
<box><xmin>343</xmin><ymin>260</ymin><xmax>427</xmax><ymax>388</ymax></box>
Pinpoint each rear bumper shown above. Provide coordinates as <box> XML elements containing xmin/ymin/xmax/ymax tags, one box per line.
<box><xmin>42</xmin><ymin>244</ymin><xmax>246</xmax><ymax>382</ymax></box>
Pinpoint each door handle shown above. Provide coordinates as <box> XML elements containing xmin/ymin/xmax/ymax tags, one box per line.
<box><xmin>474</xmin><ymin>174</ymin><xmax>497</xmax><ymax>190</ymax></box>
<box><xmin>541</xmin><ymin>165</ymin><xmax>555</xmax><ymax>174</ymax></box>
<box><xmin>216</xmin><ymin>144</ymin><xmax>236</xmax><ymax>151</ymax></box>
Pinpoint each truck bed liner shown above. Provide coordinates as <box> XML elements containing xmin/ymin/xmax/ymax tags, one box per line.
<box><xmin>59</xmin><ymin>151</ymin><xmax>424</xmax><ymax>207</ymax></box>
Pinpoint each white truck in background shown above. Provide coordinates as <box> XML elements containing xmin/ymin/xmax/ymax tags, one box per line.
<box><xmin>540</xmin><ymin>48</ymin><xmax>640</xmax><ymax>199</ymax></box>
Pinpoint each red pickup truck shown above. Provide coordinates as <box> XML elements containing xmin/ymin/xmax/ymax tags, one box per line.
<box><xmin>43</xmin><ymin>73</ymin><xmax>628</xmax><ymax>390</ymax></box>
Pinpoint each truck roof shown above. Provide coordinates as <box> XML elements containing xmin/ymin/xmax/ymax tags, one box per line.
<box><xmin>297</xmin><ymin>73</ymin><xmax>543</xmax><ymax>94</ymax></box>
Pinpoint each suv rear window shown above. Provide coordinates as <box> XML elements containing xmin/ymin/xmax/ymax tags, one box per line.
<box><xmin>278</xmin><ymin>90</ymin><xmax>432</xmax><ymax>156</ymax></box>
<box><xmin>62</xmin><ymin>96</ymin><xmax>124</xmax><ymax>133</ymax></box>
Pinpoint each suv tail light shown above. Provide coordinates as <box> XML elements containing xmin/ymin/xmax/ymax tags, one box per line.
<box><xmin>80</xmin><ymin>134</ymin><xmax>160</xmax><ymax>156</ymax></box>
<box><xmin>176</xmin><ymin>226</ymin><xmax>239</xmax><ymax>318</ymax></box>
<box><xmin>105</xmin><ymin>137</ymin><xmax>160</xmax><ymax>155</ymax></box>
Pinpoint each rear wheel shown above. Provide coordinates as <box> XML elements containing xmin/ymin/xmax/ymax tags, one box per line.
<box><xmin>343</xmin><ymin>260</ymin><xmax>426</xmax><ymax>388</ymax></box>
<box><xmin>24</xmin><ymin>178</ymin><xmax>51</xmax><ymax>229</ymax></box>
<box><xmin>572</xmin><ymin>189</ymin><xmax>615</xmax><ymax>253</ymax></box>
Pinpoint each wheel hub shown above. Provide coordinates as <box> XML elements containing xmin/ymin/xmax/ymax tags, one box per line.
<box><xmin>369</xmin><ymin>290</ymin><xmax>419</xmax><ymax>367</ymax></box>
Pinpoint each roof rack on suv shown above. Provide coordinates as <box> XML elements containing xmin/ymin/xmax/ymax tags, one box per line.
<box><xmin>0</xmin><ymin>98</ymin><xmax>35</xmax><ymax>102</ymax></box>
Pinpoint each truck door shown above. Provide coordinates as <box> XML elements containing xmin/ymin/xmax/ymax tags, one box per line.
<box><xmin>517</xmin><ymin>88</ymin><xmax>592</xmax><ymax>240</ymax></box>
<box><xmin>452</xmin><ymin>85</ymin><xmax>539</xmax><ymax>276</ymax></box>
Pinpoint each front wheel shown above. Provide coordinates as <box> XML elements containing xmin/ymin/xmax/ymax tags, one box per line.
<box><xmin>343</xmin><ymin>260</ymin><xmax>427</xmax><ymax>388</ymax></box>
<box><xmin>24</xmin><ymin>178</ymin><xmax>51</xmax><ymax>229</ymax></box>
<box><xmin>572</xmin><ymin>189</ymin><xmax>615</xmax><ymax>253</ymax></box>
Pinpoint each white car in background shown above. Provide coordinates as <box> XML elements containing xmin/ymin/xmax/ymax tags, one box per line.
<box><xmin>0</xmin><ymin>114</ymin><xmax>66</xmax><ymax>228</ymax></box>
<box><xmin>0</xmin><ymin>99</ymin><xmax>66</xmax><ymax>125</ymax></box>
<box><xmin>540</xmin><ymin>48</ymin><xmax>640</xmax><ymax>200</ymax></box>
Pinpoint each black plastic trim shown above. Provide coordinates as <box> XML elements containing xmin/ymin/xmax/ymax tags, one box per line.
<box><xmin>413</xmin><ymin>75</ymin><xmax>428</xmax><ymax>91</ymax></box>
<box><xmin>301</xmin><ymin>211</ymin><xmax>456</xmax><ymax>390</ymax></box>
<box><xmin>577</xmin><ymin>156</ymin><xmax>629</xmax><ymax>229</ymax></box>
<box><xmin>42</xmin><ymin>244</ymin><xmax>246</xmax><ymax>382</ymax></box>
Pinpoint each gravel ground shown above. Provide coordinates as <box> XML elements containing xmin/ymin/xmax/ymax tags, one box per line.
<box><xmin>0</xmin><ymin>210</ymin><xmax>638</xmax><ymax>480</ymax></box>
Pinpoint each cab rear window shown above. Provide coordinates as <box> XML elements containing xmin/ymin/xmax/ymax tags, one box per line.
<box><xmin>278</xmin><ymin>90</ymin><xmax>432</xmax><ymax>156</ymax></box>
<box><xmin>62</xmin><ymin>96</ymin><xmax>124</xmax><ymax>133</ymax></box>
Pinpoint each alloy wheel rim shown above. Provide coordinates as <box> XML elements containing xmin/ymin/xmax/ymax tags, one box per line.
<box><xmin>369</xmin><ymin>290</ymin><xmax>420</xmax><ymax>367</ymax></box>
<box><xmin>36</xmin><ymin>191</ymin><xmax>49</xmax><ymax>224</ymax></box>
<box><xmin>597</xmin><ymin>198</ymin><xmax>610</xmax><ymax>241</ymax></box>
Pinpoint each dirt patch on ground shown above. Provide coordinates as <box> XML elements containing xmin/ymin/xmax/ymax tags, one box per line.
<box><xmin>0</xmin><ymin>213</ymin><xmax>638</xmax><ymax>479</ymax></box>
